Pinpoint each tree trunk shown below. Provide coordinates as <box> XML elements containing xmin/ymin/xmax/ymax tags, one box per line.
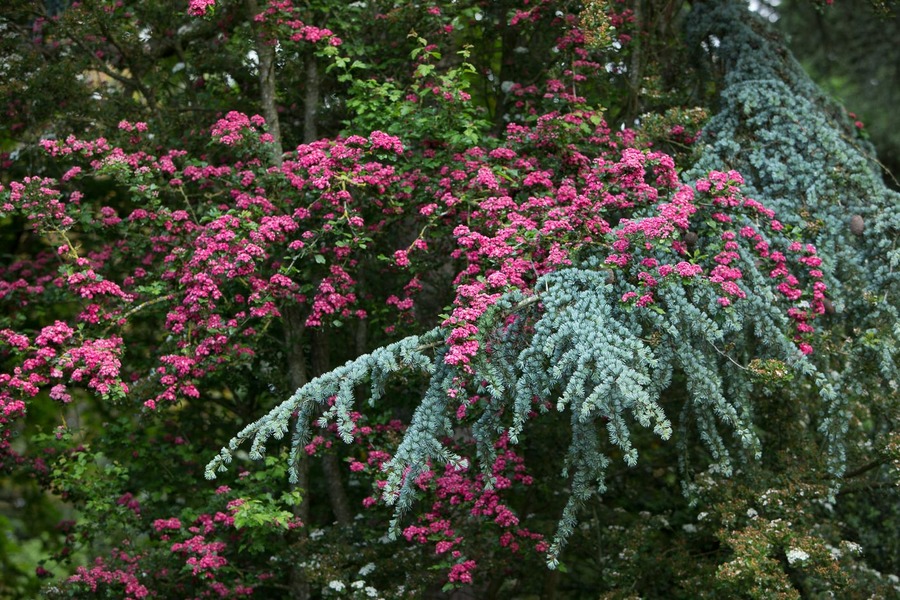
<box><xmin>246</xmin><ymin>0</ymin><xmax>283</xmax><ymax>166</ymax></box>
<box><xmin>626</xmin><ymin>0</ymin><xmax>644</xmax><ymax>121</ymax></box>
<box><xmin>303</xmin><ymin>54</ymin><xmax>319</xmax><ymax>143</ymax></box>
<box><xmin>311</xmin><ymin>328</ymin><xmax>353</xmax><ymax>526</ymax></box>
<box><xmin>493</xmin><ymin>4</ymin><xmax>520</xmax><ymax>135</ymax></box>
<box><xmin>282</xmin><ymin>305</ymin><xmax>311</xmax><ymax>600</ymax></box>
<box><xmin>541</xmin><ymin>568</ymin><xmax>560</xmax><ymax>600</ymax></box>
<box><xmin>297</xmin><ymin>41</ymin><xmax>353</xmax><ymax>527</ymax></box>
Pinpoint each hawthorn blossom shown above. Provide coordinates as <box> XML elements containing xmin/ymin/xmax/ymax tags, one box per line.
<box><xmin>188</xmin><ymin>0</ymin><xmax>215</xmax><ymax>17</ymax></box>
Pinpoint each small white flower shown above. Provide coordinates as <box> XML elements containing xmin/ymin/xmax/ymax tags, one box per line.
<box><xmin>351</xmin><ymin>580</ymin><xmax>365</xmax><ymax>590</ymax></box>
<box><xmin>358</xmin><ymin>562</ymin><xmax>376</xmax><ymax>576</ymax></box>
<box><xmin>746</xmin><ymin>508</ymin><xmax>758</xmax><ymax>519</ymax></box>
<box><xmin>328</xmin><ymin>580</ymin><xmax>346</xmax><ymax>592</ymax></box>
<box><xmin>786</xmin><ymin>548</ymin><xmax>810</xmax><ymax>564</ymax></box>
<box><xmin>843</xmin><ymin>541</ymin><xmax>863</xmax><ymax>555</ymax></box>
<box><xmin>697</xmin><ymin>512</ymin><xmax>708</xmax><ymax>521</ymax></box>
<box><xmin>682</xmin><ymin>524</ymin><xmax>697</xmax><ymax>533</ymax></box>
<box><xmin>365</xmin><ymin>586</ymin><xmax>379</xmax><ymax>598</ymax></box>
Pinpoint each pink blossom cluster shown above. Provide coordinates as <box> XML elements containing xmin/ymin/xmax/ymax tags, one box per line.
<box><xmin>61</xmin><ymin>492</ymin><xmax>260</xmax><ymax>597</ymax></box>
<box><xmin>396</xmin><ymin>433</ymin><xmax>545</xmax><ymax>585</ymax></box>
<box><xmin>142</xmin><ymin>497</ymin><xmax>260</xmax><ymax>595</ymax></box>
<box><xmin>1</xmin><ymin>176</ymin><xmax>76</xmax><ymax>232</ymax></box>
<box><xmin>187</xmin><ymin>0</ymin><xmax>215</xmax><ymax>17</ymax></box>
<box><xmin>0</xmin><ymin>116</ymin><xmax>417</xmax><ymax>456</ymax></box>
<box><xmin>0</xmin><ymin>317</ymin><xmax>127</xmax><ymax>460</ymax></box>
<box><xmin>305</xmin><ymin>405</ymin><xmax>544</xmax><ymax>585</ymax></box>
<box><xmin>693</xmin><ymin>171</ymin><xmax>827</xmax><ymax>350</ymax></box>
<box><xmin>171</xmin><ymin>535</ymin><xmax>229</xmax><ymax>576</ymax></box>
<box><xmin>306</xmin><ymin>402</ymin><xmax>405</xmax><ymax>462</ymax></box>
<box><xmin>68</xmin><ymin>553</ymin><xmax>149</xmax><ymax>599</ymax></box>
<box><xmin>434</xmin><ymin>129</ymin><xmax>683</xmax><ymax>368</ymax></box>
<box><xmin>668</xmin><ymin>124</ymin><xmax>700</xmax><ymax>145</ymax></box>
<box><xmin>251</xmin><ymin>0</ymin><xmax>342</xmax><ymax>46</ymax></box>
<box><xmin>117</xmin><ymin>492</ymin><xmax>142</xmax><ymax>516</ymax></box>
<box><xmin>39</xmin><ymin>135</ymin><xmax>112</xmax><ymax>158</ymax></box>
<box><xmin>211</xmin><ymin>111</ymin><xmax>271</xmax><ymax>146</ymax></box>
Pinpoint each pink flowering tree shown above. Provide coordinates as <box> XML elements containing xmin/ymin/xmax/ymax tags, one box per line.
<box><xmin>1</xmin><ymin>0</ymin><xmax>898</xmax><ymax>598</ymax></box>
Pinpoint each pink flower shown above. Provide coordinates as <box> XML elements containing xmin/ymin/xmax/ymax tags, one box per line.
<box><xmin>62</xmin><ymin>166</ymin><xmax>82</xmax><ymax>181</ymax></box>
<box><xmin>393</xmin><ymin>249</ymin><xmax>410</xmax><ymax>267</ymax></box>
<box><xmin>474</xmin><ymin>167</ymin><xmax>499</xmax><ymax>190</ymax></box>
<box><xmin>368</xmin><ymin>131</ymin><xmax>404</xmax><ymax>154</ymax></box>
<box><xmin>49</xmin><ymin>384</ymin><xmax>72</xmax><ymax>403</ymax></box>
<box><xmin>675</xmin><ymin>261</ymin><xmax>702</xmax><ymax>277</ymax></box>
<box><xmin>448</xmin><ymin>560</ymin><xmax>477</xmax><ymax>584</ymax></box>
<box><xmin>635</xmin><ymin>294</ymin><xmax>654</xmax><ymax>307</ymax></box>
<box><xmin>188</xmin><ymin>0</ymin><xmax>215</xmax><ymax>17</ymax></box>
<box><xmin>153</xmin><ymin>518</ymin><xmax>182</xmax><ymax>532</ymax></box>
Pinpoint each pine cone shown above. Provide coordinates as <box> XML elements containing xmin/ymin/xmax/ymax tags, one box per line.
<box><xmin>684</xmin><ymin>230</ymin><xmax>699</xmax><ymax>249</ymax></box>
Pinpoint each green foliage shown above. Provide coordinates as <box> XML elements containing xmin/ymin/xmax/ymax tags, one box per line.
<box><xmin>1</xmin><ymin>0</ymin><xmax>898</xmax><ymax>598</ymax></box>
<box><xmin>342</xmin><ymin>35</ymin><xmax>491</xmax><ymax>149</ymax></box>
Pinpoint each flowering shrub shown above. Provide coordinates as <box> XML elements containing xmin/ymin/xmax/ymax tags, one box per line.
<box><xmin>3</xmin><ymin>92</ymin><xmax>828</xmax><ymax>586</ymax></box>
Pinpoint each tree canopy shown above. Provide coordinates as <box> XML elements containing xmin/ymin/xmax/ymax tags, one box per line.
<box><xmin>0</xmin><ymin>0</ymin><xmax>897</xmax><ymax>598</ymax></box>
